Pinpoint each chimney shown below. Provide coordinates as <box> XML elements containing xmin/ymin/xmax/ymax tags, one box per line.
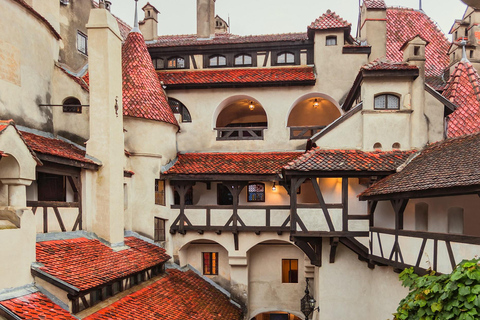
<box><xmin>359</xmin><ymin>0</ymin><xmax>387</xmax><ymax>61</ymax></box>
<box><xmin>401</xmin><ymin>35</ymin><xmax>428</xmax><ymax>148</ymax></box>
<box><xmin>86</xmin><ymin>5</ymin><xmax>125</xmax><ymax>246</ymax></box>
<box><xmin>139</xmin><ymin>2</ymin><xmax>160</xmax><ymax>41</ymax></box>
<box><xmin>197</xmin><ymin>0</ymin><xmax>216</xmax><ymax>38</ymax></box>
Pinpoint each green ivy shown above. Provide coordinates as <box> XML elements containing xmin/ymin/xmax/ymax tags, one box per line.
<box><xmin>394</xmin><ymin>258</ymin><xmax>480</xmax><ymax>320</ymax></box>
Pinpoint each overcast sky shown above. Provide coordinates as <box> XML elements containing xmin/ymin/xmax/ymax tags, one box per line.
<box><xmin>112</xmin><ymin>0</ymin><xmax>467</xmax><ymax>40</ymax></box>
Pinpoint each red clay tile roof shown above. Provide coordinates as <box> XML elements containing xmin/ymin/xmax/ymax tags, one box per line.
<box><xmin>386</xmin><ymin>7</ymin><xmax>450</xmax><ymax>77</ymax></box>
<box><xmin>85</xmin><ymin>269</ymin><xmax>242</xmax><ymax>320</ymax></box>
<box><xmin>364</xmin><ymin>0</ymin><xmax>387</xmax><ymax>9</ymax></box>
<box><xmin>284</xmin><ymin>149</ymin><xmax>414</xmax><ymax>172</ymax></box>
<box><xmin>147</xmin><ymin>32</ymin><xmax>308</xmax><ymax>48</ymax></box>
<box><xmin>157</xmin><ymin>67</ymin><xmax>316</xmax><ymax>87</ymax></box>
<box><xmin>444</xmin><ymin>60</ymin><xmax>480</xmax><ymax>138</ymax></box>
<box><xmin>82</xmin><ymin>71</ymin><xmax>90</xmax><ymax>86</ymax></box>
<box><xmin>361</xmin><ymin>58</ymin><xmax>418</xmax><ymax>71</ymax></box>
<box><xmin>36</xmin><ymin>237</ymin><xmax>170</xmax><ymax>291</ymax></box>
<box><xmin>359</xmin><ymin>132</ymin><xmax>480</xmax><ymax>198</ymax></box>
<box><xmin>20</xmin><ymin>130</ymin><xmax>96</xmax><ymax>165</ymax></box>
<box><xmin>13</xmin><ymin>0</ymin><xmax>61</xmax><ymax>40</ymax></box>
<box><xmin>0</xmin><ymin>120</ymin><xmax>42</xmax><ymax>165</ymax></box>
<box><xmin>309</xmin><ymin>10</ymin><xmax>351</xmax><ymax>30</ymax></box>
<box><xmin>122</xmin><ymin>31</ymin><xmax>179</xmax><ymax>126</ymax></box>
<box><xmin>0</xmin><ymin>292</ymin><xmax>76</xmax><ymax>320</ymax></box>
<box><xmin>426</xmin><ymin>76</ymin><xmax>447</xmax><ymax>91</ymax></box>
<box><xmin>164</xmin><ymin>152</ymin><xmax>302</xmax><ymax>176</ymax></box>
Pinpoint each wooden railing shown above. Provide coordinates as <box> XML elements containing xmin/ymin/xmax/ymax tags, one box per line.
<box><xmin>215</xmin><ymin>126</ymin><xmax>266</xmax><ymax>140</ymax></box>
<box><xmin>370</xmin><ymin>227</ymin><xmax>480</xmax><ymax>274</ymax></box>
<box><xmin>28</xmin><ymin>201</ymin><xmax>82</xmax><ymax>233</ymax></box>
<box><xmin>289</xmin><ymin>125</ymin><xmax>326</xmax><ymax>139</ymax></box>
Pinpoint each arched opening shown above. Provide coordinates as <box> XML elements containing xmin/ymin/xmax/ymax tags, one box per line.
<box><xmin>448</xmin><ymin>207</ymin><xmax>464</xmax><ymax>234</ymax></box>
<box><xmin>168</xmin><ymin>98</ymin><xmax>191</xmax><ymax>122</ymax></box>
<box><xmin>415</xmin><ymin>202</ymin><xmax>428</xmax><ymax>231</ymax></box>
<box><xmin>62</xmin><ymin>97</ymin><xmax>82</xmax><ymax>113</ymax></box>
<box><xmin>287</xmin><ymin>94</ymin><xmax>341</xmax><ymax>139</ymax></box>
<box><xmin>215</xmin><ymin>98</ymin><xmax>267</xmax><ymax>140</ymax></box>
<box><xmin>251</xmin><ymin>312</ymin><xmax>303</xmax><ymax>320</ymax></box>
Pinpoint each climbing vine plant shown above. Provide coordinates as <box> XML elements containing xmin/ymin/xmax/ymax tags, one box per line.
<box><xmin>394</xmin><ymin>258</ymin><xmax>480</xmax><ymax>320</ymax></box>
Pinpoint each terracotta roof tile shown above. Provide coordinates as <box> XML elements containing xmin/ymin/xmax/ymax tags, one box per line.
<box><xmin>82</xmin><ymin>71</ymin><xmax>89</xmax><ymax>86</ymax></box>
<box><xmin>0</xmin><ymin>292</ymin><xmax>76</xmax><ymax>320</ymax></box>
<box><xmin>309</xmin><ymin>10</ymin><xmax>351</xmax><ymax>30</ymax></box>
<box><xmin>386</xmin><ymin>7</ymin><xmax>450</xmax><ymax>77</ymax></box>
<box><xmin>164</xmin><ymin>152</ymin><xmax>302</xmax><ymax>175</ymax></box>
<box><xmin>360</xmin><ymin>132</ymin><xmax>480</xmax><ymax>198</ymax></box>
<box><xmin>364</xmin><ymin>0</ymin><xmax>387</xmax><ymax>9</ymax></box>
<box><xmin>36</xmin><ymin>237</ymin><xmax>170</xmax><ymax>291</ymax></box>
<box><xmin>284</xmin><ymin>149</ymin><xmax>414</xmax><ymax>172</ymax></box>
<box><xmin>147</xmin><ymin>32</ymin><xmax>308</xmax><ymax>48</ymax></box>
<box><xmin>122</xmin><ymin>31</ymin><xmax>179</xmax><ymax>126</ymax></box>
<box><xmin>157</xmin><ymin>67</ymin><xmax>316</xmax><ymax>87</ymax></box>
<box><xmin>444</xmin><ymin>60</ymin><xmax>480</xmax><ymax>138</ymax></box>
<box><xmin>85</xmin><ymin>269</ymin><xmax>242</xmax><ymax>320</ymax></box>
<box><xmin>20</xmin><ymin>130</ymin><xmax>96</xmax><ymax>165</ymax></box>
<box><xmin>361</xmin><ymin>58</ymin><xmax>418</xmax><ymax>71</ymax></box>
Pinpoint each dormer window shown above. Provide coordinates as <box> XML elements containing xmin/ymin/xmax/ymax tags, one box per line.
<box><xmin>326</xmin><ymin>36</ymin><xmax>337</xmax><ymax>46</ymax></box>
<box><xmin>374</xmin><ymin>94</ymin><xmax>400</xmax><ymax>110</ymax></box>
<box><xmin>234</xmin><ymin>54</ymin><xmax>252</xmax><ymax>66</ymax></box>
<box><xmin>77</xmin><ymin>31</ymin><xmax>87</xmax><ymax>55</ymax></box>
<box><xmin>167</xmin><ymin>57</ymin><xmax>185</xmax><ymax>69</ymax></box>
<box><xmin>276</xmin><ymin>52</ymin><xmax>295</xmax><ymax>64</ymax></box>
<box><xmin>152</xmin><ymin>58</ymin><xmax>164</xmax><ymax>70</ymax></box>
<box><xmin>209</xmin><ymin>55</ymin><xmax>226</xmax><ymax>67</ymax></box>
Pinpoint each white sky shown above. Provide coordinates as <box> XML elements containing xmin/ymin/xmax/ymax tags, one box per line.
<box><xmin>112</xmin><ymin>0</ymin><xmax>467</xmax><ymax>40</ymax></box>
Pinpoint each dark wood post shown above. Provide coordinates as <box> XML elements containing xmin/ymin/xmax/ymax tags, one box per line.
<box><xmin>342</xmin><ymin>177</ymin><xmax>349</xmax><ymax>231</ymax></box>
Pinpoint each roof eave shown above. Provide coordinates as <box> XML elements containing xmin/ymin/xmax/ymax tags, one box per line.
<box><xmin>359</xmin><ymin>184</ymin><xmax>480</xmax><ymax>201</ymax></box>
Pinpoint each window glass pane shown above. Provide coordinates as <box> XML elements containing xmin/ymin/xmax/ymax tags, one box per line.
<box><xmin>282</xmin><ymin>260</ymin><xmax>290</xmax><ymax>283</ymax></box>
<box><xmin>177</xmin><ymin>58</ymin><xmax>185</xmax><ymax>68</ymax></box>
<box><xmin>244</xmin><ymin>55</ymin><xmax>252</xmax><ymax>64</ymax></box>
<box><xmin>326</xmin><ymin>36</ymin><xmax>337</xmax><ymax>46</ymax></box>
<box><xmin>168</xmin><ymin>58</ymin><xmax>176</xmax><ymax>68</ymax></box>
<box><xmin>210</xmin><ymin>56</ymin><xmax>218</xmax><ymax>66</ymax></box>
<box><xmin>218</xmin><ymin>56</ymin><xmax>226</xmax><ymax>66</ymax></box>
<box><xmin>155</xmin><ymin>180</ymin><xmax>165</xmax><ymax>206</ymax></box>
<box><xmin>286</xmin><ymin>53</ymin><xmax>294</xmax><ymax>63</ymax></box>
<box><xmin>277</xmin><ymin>53</ymin><xmax>286</xmax><ymax>64</ymax></box>
<box><xmin>374</xmin><ymin>95</ymin><xmax>386</xmax><ymax>109</ymax></box>
<box><xmin>235</xmin><ymin>55</ymin><xmax>243</xmax><ymax>65</ymax></box>
<box><xmin>77</xmin><ymin>32</ymin><xmax>87</xmax><ymax>54</ymax></box>
<box><xmin>387</xmin><ymin>95</ymin><xmax>399</xmax><ymax>109</ymax></box>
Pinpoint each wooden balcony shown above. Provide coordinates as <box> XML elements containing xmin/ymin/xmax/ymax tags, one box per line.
<box><xmin>215</xmin><ymin>126</ymin><xmax>266</xmax><ymax>140</ymax></box>
<box><xmin>28</xmin><ymin>200</ymin><xmax>82</xmax><ymax>233</ymax></box>
<box><xmin>289</xmin><ymin>125</ymin><xmax>325</xmax><ymax>140</ymax></box>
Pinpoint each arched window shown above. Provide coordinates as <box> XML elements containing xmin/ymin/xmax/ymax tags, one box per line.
<box><xmin>326</xmin><ymin>35</ymin><xmax>337</xmax><ymax>46</ymax></box>
<box><xmin>392</xmin><ymin>142</ymin><xmax>401</xmax><ymax>149</ymax></box>
<box><xmin>167</xmin><ymin>57</ymin><xmax>185</xmax><ymax>69</ymax></box>
<box><xmin>152</xmin><ymin>58</ymin><xmax>164</xmax><ymax>70</ymax></box>
<box><xmin>448</xmin><ymin>207</ymin><xmax>464</xmax><ymax>234</ymax></box>
<box><xmin>415</xmin><ymin>203</ymin><xmax>428</xmax><ymax>231</ymax></box>
<box><xmin>168</xmin><ymin>98</ymin><xmax>192</xmax><ymax>122</ymax></box>
<box><xmin>373</xmin><ymin>142</ymin><xmax>382</xmax><ymax>150</ymax></box>
<box><xmin>374</xmin><ymin>94</ymin><xmax>400</xmax><ymax>110</ymax></box>
<box><xmin>234</xmin><ymin>54</ymin><xmax>252</xmax><ymax>66</ymax></box>
<box><xmin>209</xmin><ymin>55</ymin><xmax>226</xmax><ymax>67</ymax></box>
<box><xmin>247</xmin><ymin>183</ymin><xmax>265</xmax><ymax>202</ymax></box>
<box><xmin>276</xmin><ymin>52</ymin><xmax>295</xmax><ymax>64</ymax></box>
<box><xmin>63</xmin><ymin>97</ymin><xmax>82</xmax><ymax>113</ymax></box>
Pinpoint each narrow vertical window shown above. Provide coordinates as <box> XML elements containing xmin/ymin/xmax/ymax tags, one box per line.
<box><xmin>77</xmin><ymin>31</ymin><xmax>87</xmax><ymax>55</ymax></box>
<box><xmin>282</xmin><ymin>259</ymin><xmax>298</xmax><ymax>283</ymax></box>
<box><xmin>154</xmin><ymin>217</ymin><xmax>166</xmax><ymax>241</ymax></box>
<box><xmin>203</xmin><ymin>252</ymin><xmax>218</xmax><ymax>275</ymax></box>
<box><xmin>155</xmin><ymin>179</ymin><xmax>165</xmax><ymax>206</ymax></box>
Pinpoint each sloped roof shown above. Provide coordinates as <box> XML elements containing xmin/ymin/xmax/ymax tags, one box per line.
<box><xmin>386</xmin><ymin>7</ymin><xmax>450</xmax><ymax>77</ymax></box>
<box><xmin>157</xmin><ymin>67</ymin><xmax>316</xmax><ymax>88</ymax></box>
<box><xmin>85</xmin><ymin>269</ymin><xmax>242</xmax><ymax>320</ymax></box>
<box><xmin>364</xmin><ymin>0</ymin><xmax>387</xmax><ymax>9</ymax></box>
<box><xmin>122</xmin><ymin>30</ymin><xmax>179</xmax><ymax>126</ymax></box>
<box><xmin>361</xmin><ymin>58</ymin><xmax>418</xmax><ymax>71</ymax></box>
<box><xmin>444</xmin><ymin>60</ymin><xmax>480</xmax><ymax>138</ymax></box>
<box><xmin>147</xmin><ymin>32</ymin><xmax>308</xmax><ymax>48</ymax></box>
<box><xmin>164</xmin><ymin>152</ymin><xmax>302</xmax><ymax>176</ymax></box>
<box><xmin>35</xmin><ymin>237</ymin><xmax>170</xmax><ymax>292</ymax></box>
<box><xmin>56</xmin><ymin>65</ymin><xmax>89</xmax><ymax>92</ymax></box>
<box><xmin>0</xmin><ymin>292</ymin><xmax>76</xmax><ymax>320</ymax></box>
<box><xmin>309</xmin><ymin>10</ymin><xmax>351</xmax><ymax>30</ymax></box>
<box><xmin>0</xmin><ymin>120</ymin><xmax>41</xmax><ymax>165</ymax></box>
<box><xmin>284</xmin><ymin>149</ymin><xmax>414</xmax><ymax>173</ymax></box>
<box><xmin>359</xmin><ymin>132</ymin><xmax>480</xmax><ymax>199</ymax></box>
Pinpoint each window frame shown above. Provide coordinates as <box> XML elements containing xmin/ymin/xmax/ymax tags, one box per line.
<box><xmin>154</xmin><ymin>217</ymin><xmax>166</xmax><ymax>242</ymax></box>
<box><xmin>77</xmin><ymin>31</ymin><xmax>88</xmax><ymax>55</ymax></box>
<box><xmin>203</xmin><ymin>252</ymin><xmax>219</xmax><ymax>275</ymax></box>
<box><xmin>167</xmin><ymin>56</ymin><xmax>186</xmax><ymax>69</ymax></box>
<box><xmin>374</xmin><ymin>94</ymin><xmax>400</xmax><ymax>110</ymax></box>
<box><xmin>209</xmin><ymin>55</ymin><xmax>227</xmax><ymax>67</ymax></box>
<box><xmin>168</xmin><ymin>98</ymin><xmax>192</xmax><ymax>123</ymax></box>
<box><xmin>282</xmin><ymin>259</ymin><xmax>298</xmax><ymax>283</ymax></box>
<box><xmin>152</xmin><ymin>58</ymin><xmax>164</xmax><ymax>70</ymax></box>
<box><xmin>62</xmin><ymin>97</ymin><xmax>82</xmax><ymax>113</ymax></box>
<box><xmin>247</xmin><ymin>182</ymin><xmax>265</xmax><ymax>202</ymax></box>
<box><xmin>155</xmin><ymin>179</ymin><xmax>165</xmax><ymax>206</ymax></box>
<box><xmin>234</xmin><ymin>54</ymin><xmax>253</xmax><ymax>66</ymax></box>
<box><xmin>275</xmin><ymin>51</ymin><xmax>295</xmax><ymax>65</ymax></box>
<box><xmin>326</xmin><ymin>35</ymin><xmax>337</xmax><ymax>46</ymax></box>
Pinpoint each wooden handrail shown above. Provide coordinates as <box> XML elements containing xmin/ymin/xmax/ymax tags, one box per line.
<box><xmin>371</xmin><ymin>227</ymin><xmax>480</xmax><ymax>245</ymax></box>
<box><xmin>27</xmin><ymin>201</ymin><xmax>80</xmax><ymax>208</ymax></box>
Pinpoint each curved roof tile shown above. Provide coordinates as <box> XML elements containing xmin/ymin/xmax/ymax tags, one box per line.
<box><xmin>309</xmin><ymin>10</ymin><xmax>351</xmax><ymax>30</ymax></box>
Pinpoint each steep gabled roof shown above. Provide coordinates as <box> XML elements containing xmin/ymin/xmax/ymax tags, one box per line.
<box><xmin>164</xmin><ymin>152</ymin><xmax>302</xmax><ymax>176</ymax></box>
<box><xmin>35</xmin><ymin>237</ymin><xmax>170</xmax><ymax>292</ymax></box>
<box><xmin>308</xmin><ymin>10</ymin><xmax>351</xmax><ymax>31</ymax></box>
<box><xmin>157</xmin><ymin>67</ymin><xmax>316</xmax><ymax>89</ymax></box>
<box><xmin>444</xmin><ymin>60</ymin><xmax>480</xmax><ymax>137</ymax></box>
<box><xmin>364</xmin><ymin>0</ymin><xmax>387</xmax><ymax>9</ymax></box>
<box><xmin>386</xmin><ymin>7</ymin><xmax>450</xmax><ymax>77</ymax></box>
<box><xmin>85</xmin><ymin>269</ymin><xmax>242</xmax><ymax>320</ymax></box>
<box><xmin>359</xmin><ymin>132</ymin><xmax>480</xmax><ymax>200</ymax></box>
<box><xmin>0</xmin><ymin>292</ymin><xmax>76</xmax><ymax>320</ymax></box>
<box><xmin>284</xmin><ymin>149</ymin><xmax>414</xmax><ymax>173</ymax></box>
<box><xmin>122</xmin><ymin>30</ymin><xmax>179</xmax><ymax>127</ymax></box>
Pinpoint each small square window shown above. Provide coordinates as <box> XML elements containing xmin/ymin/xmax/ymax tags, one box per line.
<box><xmin>203</xmin><ymin>252</ymin><xmax>218</xmax><ymax>275</ymax></box>
<box><xmin>282</xmin><ymin>259</ymin><xmax>298</xmax><ymax>283</ymax></box>
<box><xmin>77</xmin><ymin>31</ymin><xmax>87</xmax><ymax>55</ymax></box>
<box><xmin>248</xmin><ymin>183</ymin><xmax>265</xmax><ymax>202</ymax></box>
<box><xmin>155</xmin><ymin>180</ymin><xmax>165</xmax><ymax>206</ymax></box>
<box><xmin>326</xmin><ymin>36</ymin><xmax>337</xmax><ymax>46</ymax></box>
<box><xmin>154</xmin><ymin>217</ymin><xmax>166</xmax><ymax>242</ymax></box>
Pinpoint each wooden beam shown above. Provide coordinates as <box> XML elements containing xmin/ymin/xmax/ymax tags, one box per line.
<box><xmin>53</xmin><ymin>207</ymin><xmax>66</xmax><ymax>232</ymax></box>
<box><xmin>342</xmin><ymin>178</ymin><xmax>349</xmax><ymax>231</ymax></box>
<box><xmin>311</xmin><ymin>178</ymin><xmax>335</xmax><ymax>231</ymax></box>
<box><xmin>330</xmin><ymin>237</ymin><xmax>339</xmax><ymax>263</ymax></box>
